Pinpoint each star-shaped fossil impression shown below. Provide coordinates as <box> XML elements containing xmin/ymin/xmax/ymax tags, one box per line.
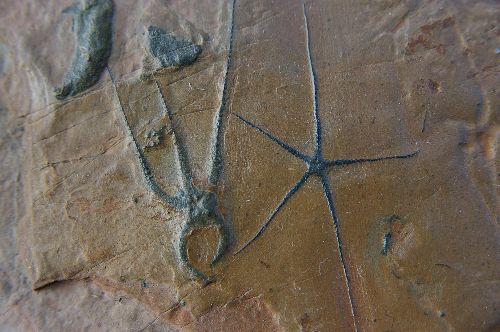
<box><xmin>230</xmin><ymin>1</ymin><xmax>419</xmax><ymax>327</ymax></box>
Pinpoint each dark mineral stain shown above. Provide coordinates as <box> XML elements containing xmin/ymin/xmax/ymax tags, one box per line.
<box><xmin>55</xmin><ymin>0</ymin><xmax>114</xmax><ymax>100</ymax></box>
<box><xmin>147</xmin><ymin>25</ymin><xmax>202</xmax><ymax>68</ymax></box>
<box><xmin>422</xmin><ymin>110</ymin><xmax>429</xmax><ymax>133</ymax></box>
<box><xmin>378</xmin><ymin>214</ymin><xmax>402</xmax><ymax>255</ymax></box>
<box><xmin>140</xmin><ymin>279</ymin><xmax>148</xmax><ymax>288</ymax></box>
<box><xmin>427</xmin><ymin>79</ymin><xmax>441</xmax><ymax>94</ymax></box>
<box><xmin>381</xmin><ymin>232</ymin><xmax>392</xmax><ymax>255</ymax></box>
<box><xmin>406</xmin><ymin>17</ymin><xmax>454</xmax><ymax>55</ymax></box>
<box><xmin>420</xmin><ymin>17</ymin><xmax>454</xmax><ymax>34</ymax></box>
<box><xmin>259</xmin><ymin>259</ymin><xmax>271</xmax><ymax>269</ymax></box>
<box><xmin>298</xmin><ymin>313</ymin><xmax>314</xmax><ymax>331</ymax></box>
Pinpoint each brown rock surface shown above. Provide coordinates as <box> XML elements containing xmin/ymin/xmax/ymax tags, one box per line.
<box><xmin>1</xmin><ymin>0</ymin><xmax>499</xmax><ymax>330</ymax></box>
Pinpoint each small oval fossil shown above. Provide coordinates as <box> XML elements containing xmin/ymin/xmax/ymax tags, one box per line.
<box><xmin>147</xmin><ymin>25</ymin><xmax>202</xmax><ymax>69</ymax></box>
<box><xmin>55</xmin><ymin>0</ymin><xmax>114</xmax><ymax>100</ymax></box>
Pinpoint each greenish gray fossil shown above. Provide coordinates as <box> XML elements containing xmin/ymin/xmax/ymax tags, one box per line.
<box><xmin>55</xmin><ymin>0</ymin><xmax>114</xmax><ymax>100</ymax></box>
<box><xmin>147</xmin><ymin>25</ymin><xmax>202</xmax><ymax>68</ymax></box>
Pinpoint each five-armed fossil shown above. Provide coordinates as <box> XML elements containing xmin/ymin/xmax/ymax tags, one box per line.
<box><xmin>230</xmin><ymin>2</ymin><xmax>418</xmax><ymax>330</ymax></box>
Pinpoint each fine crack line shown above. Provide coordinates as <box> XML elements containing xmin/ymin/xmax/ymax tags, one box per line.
<box><xmin>33</xmin><ymin>135</ymin><xmax>124</xmax><ymax>171</ymax></box>
<box><xmin>135</xmin><ymin>283</ymin><xmax>203</xmax><ymax>332</ymax></box>
<box><xmin>33</xmin><ymin>108</ymin><xmax>115</xmax><ymax>145</ymax></box>
<box><xmin>32</xmin><ymin>135</ymin><xmax>127</xmax><ymax>204</ymax></box>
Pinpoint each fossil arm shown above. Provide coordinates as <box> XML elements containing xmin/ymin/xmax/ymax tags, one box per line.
<box><xmin>207</xmin><ymin>0</ymin><xmax>237</xmax><ymax>185</ymax></box>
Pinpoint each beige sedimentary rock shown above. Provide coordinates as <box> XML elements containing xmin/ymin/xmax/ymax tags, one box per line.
<box><xmin>1</xmin><ymin>0</ymin><xmax>499</xmax><ymax>330</ymax></box>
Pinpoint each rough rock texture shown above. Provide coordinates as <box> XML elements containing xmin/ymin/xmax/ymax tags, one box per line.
<box><xmin>1</xmin><ymin>0</ymin><xmax>499</xmax><ymax>331</ymax></box>
<box><xmin>147</xmin><ymin>25</ymin><xmax>202</xmax><ymax>69</ymax></box>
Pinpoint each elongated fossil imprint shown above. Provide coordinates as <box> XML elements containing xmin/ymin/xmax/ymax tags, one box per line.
<box><xmin>55</xmin><ymin>0</ymin><xmax>114</xmax><ymax>100</ymax></box>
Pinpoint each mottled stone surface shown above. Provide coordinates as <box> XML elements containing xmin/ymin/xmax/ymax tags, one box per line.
<box><xmin>147</xmin><ymin>26</ymin><xmax>202</xmax><ymax>68</ymax></box>
<box><xmin>1</xmin><ymin>0</ymin><xmax>499</xmax><ymax>331</ymax></box>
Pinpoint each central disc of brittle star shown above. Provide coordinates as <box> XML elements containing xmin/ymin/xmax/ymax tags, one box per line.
<box><xmin>307</xmin><ymin>155</ymin><xmax>327</xmax><ymax>175</ymax></box>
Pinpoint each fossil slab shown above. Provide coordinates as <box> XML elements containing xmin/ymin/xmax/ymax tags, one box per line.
<box><xmin>0</xmin><ymin>0</ymin><xmax>499</xmax><ymax>330</ymax></box>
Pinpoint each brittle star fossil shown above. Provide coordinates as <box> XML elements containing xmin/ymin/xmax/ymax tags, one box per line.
<box><xmin>232</xmin><ymin>1</ymin><xmax>418</xmax><ymax>330</ymax></box>
<box><xmin>105</xmin><ymin>0</ymin><xmax>237</xmax><ymax>283</ymax></box>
